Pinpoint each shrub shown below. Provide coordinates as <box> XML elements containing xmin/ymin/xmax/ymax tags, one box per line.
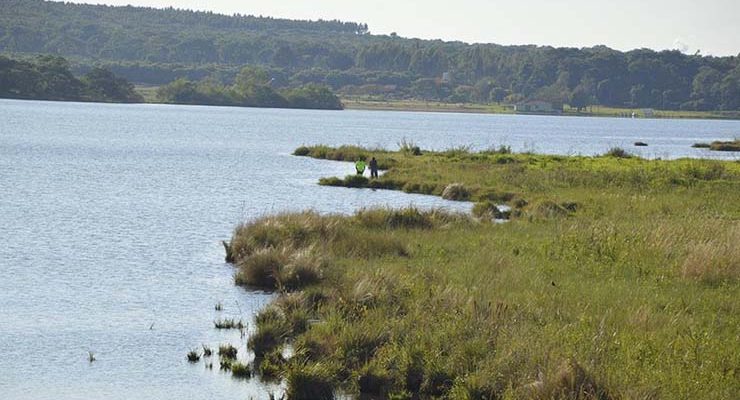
<box><xmin>441</xmin><ymin>183</ymin><xmax>471</xmax><ymax>201</ymax></box>
<box><xmin>286</xmin><ymin>363</ymin><xmax>336</xmax><ymax>400</ymax></box>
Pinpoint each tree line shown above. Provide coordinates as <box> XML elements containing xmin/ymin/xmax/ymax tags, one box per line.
<box><xmin>156</xmin><ymin>66</ymin><xmax>343</xmax><ymax>110</ymax></box>
<box><xmin>0</xmin><ymin>54</ymin><xmax>142</xmax><ymax>102</ymax></box>
<box><xmin>1</xmin><ymin>0</ymin><xmax>738</xmax><ymax>111</ymax></box>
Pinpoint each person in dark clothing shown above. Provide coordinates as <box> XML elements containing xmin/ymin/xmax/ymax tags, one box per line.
<box><xmin>369</xmin><ymin>157</ymin><xmax>379</xmax><ymax>178</ymax></box>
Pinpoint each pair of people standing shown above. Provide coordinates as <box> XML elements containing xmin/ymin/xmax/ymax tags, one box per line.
<box><xmin>355</xmin><ymin>156</ymin><xmax>378</xmax><ymax>178</ymax></box>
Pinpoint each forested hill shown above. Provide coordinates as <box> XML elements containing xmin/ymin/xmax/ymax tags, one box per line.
<box><xmin>1</xmin><ymin>0</ymin><xmax>739</xmax><ymax>111</ymax></box>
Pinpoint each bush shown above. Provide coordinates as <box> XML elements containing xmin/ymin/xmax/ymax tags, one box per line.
<box><xmin>441</xmin><ymin>183</ymin><xmax>471</xmax><ymax>201</ymax></box>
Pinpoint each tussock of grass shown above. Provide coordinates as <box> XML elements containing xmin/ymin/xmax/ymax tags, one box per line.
<box><xmin>441</xmin><ymin>182</ymin><xmax>471</xmax><ymax>201</ymax></box>
<box><xmin>230</xmin><ymin>362</ymin><xmax>252</xmax><ymax>379</ymax></box>
<box><xmin>218</xmin><ymin>344</ymin><xmax>238</xmax><ymax>360</ymax></box>
<box><xmin>248</xmin><ymin>307</ymin><xmax>290</xmax><ymax>357</ymax></box>
<box><xmin>285</xmin><ymin>362</ymin><xmax>336</xmax><ymax>400</ymax></box>
<box><xmin>256</xmin><ymin>349</ymin><xmax>287</xmax><ymax>381</ymax></box>
<box><xmin>472</xmin><ymin>200</ymin><xmax>504</xmax><ymax>219</ymax></box>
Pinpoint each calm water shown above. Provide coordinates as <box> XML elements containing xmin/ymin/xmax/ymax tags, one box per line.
<box><xmin>0</xmin><ymin>99</ymin><xmax>738</xmax><ymax>399</ymax></box>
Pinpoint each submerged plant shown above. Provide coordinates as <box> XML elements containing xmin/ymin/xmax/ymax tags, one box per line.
<box><xmin>187</xmin><ymin>349</ymin><xmax>200</xmax><ymax>363</ymax></box>
<box><xmin>214</xmin><ymin>318</ymin><xmax>245</xmax><ymax>330</ymax></box>
<box><xmin>218</xmin><ymin>344</ymin><xmax>238</xmax><ymax>360</ymax></box>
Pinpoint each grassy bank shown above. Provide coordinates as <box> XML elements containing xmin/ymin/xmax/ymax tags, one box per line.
<box><xmin>225</xmin><ymin>146</ymin><xmax>739</xmax><ymax>399</ymax></box>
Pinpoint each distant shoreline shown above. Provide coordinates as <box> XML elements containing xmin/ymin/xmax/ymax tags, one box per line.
<box><xmin>342</xmin><ymin>98</ymin><xmax>740</xmax><ymax>120</ymax></box>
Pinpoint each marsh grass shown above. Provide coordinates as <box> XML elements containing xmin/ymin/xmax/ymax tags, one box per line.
<box><xmin>441</xmin><ymin>182</ymin><xmax>472</xmax><ymax>201</ymax></box>
<box><xmin>230</xmin><ymin>362</ymin><xmax>252</xmax><ymax>379</ymax></box>
<box><xmin>225</xmin><ymin>146</ymin><xmax>740</xmax><ymax>398</ymax></box>
<box><xmin>285</xmin><ymin>362</ymin><xmax>336</xmax><ymax>400</ymax></box>
<box><xmin>187</xmin><ymin>349</ymin><xmax>200</xmax><ymax>363</ymax></box>
<box><xmin>213</xmin><ymin>318</ymin><xmax>245</xmax><ymax>330</ymax></box>
<box><xmin>218</xmin><ymin>344</ymin><xmax>238</xmax><ymax>360</ymax></box>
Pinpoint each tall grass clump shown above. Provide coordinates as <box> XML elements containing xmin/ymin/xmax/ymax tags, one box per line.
<box><xmin>285</xmin><ymin>363</ymin><xmax>336</xmax><ymax>400</ymax></box>
<box><xmin>218</xmin><ymin>344</ymin><xmax>238</xmax><ymax>360</ymax></box>
<box><xmin>230</xmin><ymin>362</ymin><xmax>252</xmax><ymax>379</ymax></box>
<box><xmin>472</xmin><ymin>200</ymin><xmax>505</xmax><ymax>219</ymax></box>
<box><xmin>441</xmin><ymin>183</ymin><xmax>471</xmax><ymax>201</ymax></box>
<box><xmin>248</xmin><ymin>306</ymin><xmax>291</xmax><ymax>357</ymax></box>
<box><xmin>680</xmin><ymin>226</ymin><xmax>739</xmax><ymax>284</ymax></box>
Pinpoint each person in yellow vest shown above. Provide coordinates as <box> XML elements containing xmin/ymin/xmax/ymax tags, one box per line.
<box><xmin>355</xmin><ymin>157</ymin><xmax>366</xmax><ymax>175</ymax></box>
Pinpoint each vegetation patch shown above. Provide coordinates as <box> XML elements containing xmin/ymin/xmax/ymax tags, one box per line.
<box><xmin>218</xmin><ymin>344</ymin><xmax>238</xmax><ymax>360</ymax></box>
<box><xmin>213</xmin><ymin>318</ymin><xmax>245</xmax><ymax>330</ymax></box>
<box><xmin>224</xmin><ymin>146</ymin><xmax>739</xmax><ymax>398</ymax></box>
<box><xmin>709</xmin><ymin>139</ymin><xmax>740</xmax><ymax>152</ymax></box>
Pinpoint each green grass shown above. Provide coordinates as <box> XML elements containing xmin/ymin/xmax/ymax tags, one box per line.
<box><xmin>225</xmin><ymin>146</ymin><xmax>739</xmax><ymax>398</ymax></box>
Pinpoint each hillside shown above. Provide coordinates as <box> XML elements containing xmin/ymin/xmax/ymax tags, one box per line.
<box><xmin>1</xmin><ymin>0</ymin><xmax>739</xmax><ymax>111</ymax></box>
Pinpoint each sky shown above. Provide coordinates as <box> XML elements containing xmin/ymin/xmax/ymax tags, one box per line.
<box><xmin>64</xmin><ymin>0</ymin><xmax>739</xmax><ymax>56</ymax></box>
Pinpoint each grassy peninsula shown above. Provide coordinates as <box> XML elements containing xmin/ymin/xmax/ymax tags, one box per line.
<box><xmin>224</xmin><ymin>145</ymin><xmax>739</xmax><ymax>399</ymax></box>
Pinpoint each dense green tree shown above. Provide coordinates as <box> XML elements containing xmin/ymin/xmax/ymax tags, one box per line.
<box><xmin>1</xmin><ymin>0</ymin><xmax>738</xmax><ymax>110</ymax></box>
<box><xmin>0</xmin><ymin>54</ymin><xmax>141</xmax><ymax>102</ymax></box>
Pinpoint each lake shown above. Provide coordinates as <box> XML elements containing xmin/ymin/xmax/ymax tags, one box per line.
<box><xmin>0</xmin><ymin>99</ymin><xmax>738</xmax><ymax>399</ymax></box>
